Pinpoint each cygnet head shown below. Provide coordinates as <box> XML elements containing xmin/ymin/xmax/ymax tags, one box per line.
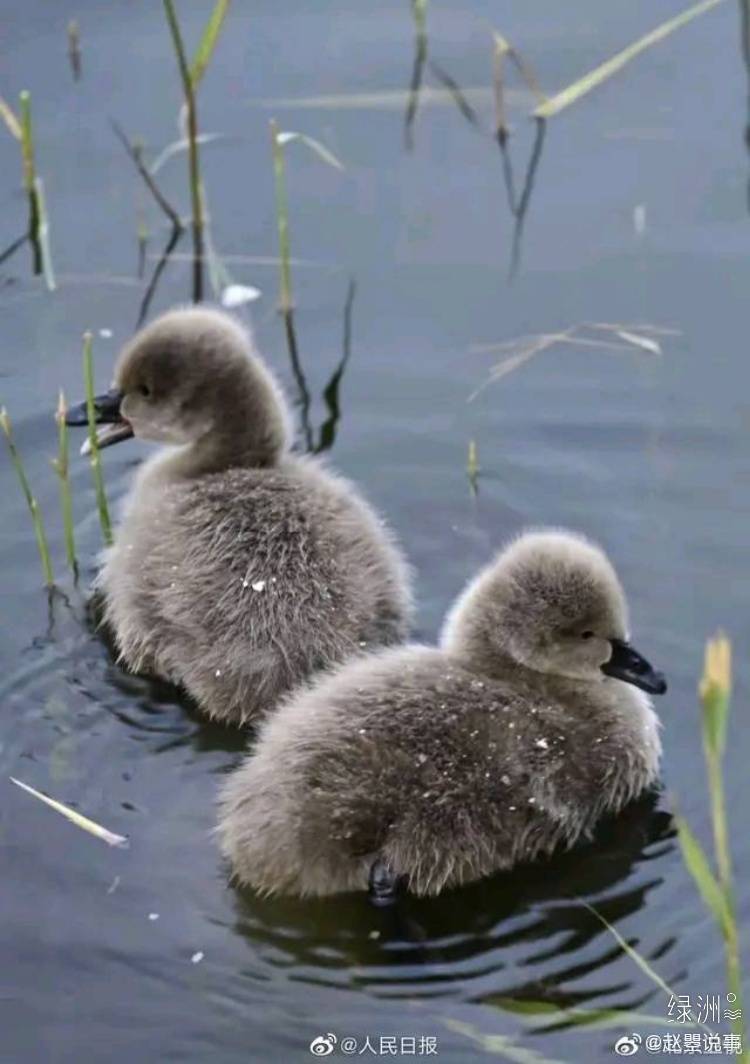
<box><xmin>442</xmin><ymin>530</ymin><xmax>666</xmax><ymax>695</ymax></box>
<box><xmin>66</xmin><ymin>307</ymin><xmax>292</xmax><ymax>468</ymax></box>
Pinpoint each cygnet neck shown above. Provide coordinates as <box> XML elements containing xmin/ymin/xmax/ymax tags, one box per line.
<box><xmin>182</xmin><ymin>423</ymin><xmax>286</xmax><ymax>476</ymax></box>
<box><xmin>174</xmin><ymin>368</ymin><xmax>291</xmax><ymax>476</ymax></box>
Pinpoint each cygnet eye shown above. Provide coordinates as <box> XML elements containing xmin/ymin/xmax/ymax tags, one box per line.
<box><xmin>137</xmin><ymin>383</ymin><xmax>151</xmax><ymax>399</ymax></box>
<box><xmin>581</xmin><ymin>630</ymin><xmax>595</xmax><ymax>640</ymax></box>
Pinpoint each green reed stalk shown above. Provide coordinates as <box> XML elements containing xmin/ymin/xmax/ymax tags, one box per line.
<box><xmin>697</xmin><ymin>636</ymin><xmax>745</xmax><ymax>1052</ymax></box>
<box><xmin>82</xmin><ymin>332</ymin><xmax>113</xmax><ymax>546</ymax></box>
<box><xmin>412</xmin><ymin>0</ymin><xmax>428</xmax><ymax>40</ymax></box>
<box><xmin>163</xmin><ymin>0</ymin><xmax>204</xmax><ymax>300</ymax></box>
<box><xmin>52</xmin><ymin>390</ymin><xmax>77</xmax><ymax>576</ymax></box>
<box><xmin>19</xmin><ymin>91</ymin><xmax>41</xmax><ymax>273</ymax></box>
<box><xmin>18</xmin><ymin>91</ymin><xmax>55</xmax><ymax>289</ymax></box>
<box><xmin>0</xmin><ymin>406</ymin><xmax>54</xmax><ymax>586</ymax></box>
<box><xmin>270</xmin><ymin>119</ymin><xmax>293</xmax><ymax>312</ymax></box>
<box><xmin>566</xmin><ymin>637</ymin><xmax>746</xmax><ymax>1059</ymax></box>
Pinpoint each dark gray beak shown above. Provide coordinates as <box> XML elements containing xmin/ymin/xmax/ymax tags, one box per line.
<box><xmin>64</xmin><ymin>389</ymin><xmax>134</xmax><ymax>452</ymax></box>
<box><xmin>602</xmin><ymin>638</ymin><xmax>667</xmax><ymax>695</ymax></box>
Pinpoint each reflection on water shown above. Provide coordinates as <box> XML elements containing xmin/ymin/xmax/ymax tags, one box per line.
<box><xmin>428</xmin><ymin>61</ymin><xmax>481</xmax><ymax>131</ymax></box>
<box><xmin>497</xmin><ymin>117</ymin><xmax>547</xmax><ymax>279</ymax></box>
<box><xmin>280</xmin><ymin>280</ymin><xmax>358</xmax><ymax>454</ymax></box>
<box><xmin>137</xmin><ymin>225</ymin><xmax>183</xmax><ymax>327</ymax></box>
<box><xmin>404</xmin><ymin>0</ymin><xmax>429</xmax><ymax>150</ymax></box>
<box><xmin>316</xmin><ymin>278</ymin><xmax>357</xmax><ymax>453</ymax></box>
<box><xmin>0</xmin><ymin>231</ymin><xmax>28</xmax><ymax>270</ymax></box>
<box><xmin>230</xmin><ymin>791</ymin><xmax>673</xmax><ymax>1007</ymax></box>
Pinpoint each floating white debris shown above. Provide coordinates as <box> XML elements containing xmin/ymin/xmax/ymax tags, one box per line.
<box><xmin>191</xmin><ymin>951</ymin><xmax>204</xmax><ymax>964</ymax></box>
<box><xmin>500</xmin><ymin>774</ymin><xmax>511</xmax><ymax>785</ymax></box>
<box><xmin>251</xmin><ymin>580</ymin><xmax>266</xmax><ymax>592</ymax></box>
<box><xmin>241</xmin><ymin>579</ymin><xmax>249</xmax><ymax>588</ymax></box>
<box><xmin>535</xmin><ymin>738</ymin><xmax>550</xmax><ymax>750</ymax></box>
<box><xmin>148</xmin><ymin>913</ymin><xmax>160</xmax><ymax>921</ymax></box>
<box><xmin>215</xmin><ymin>669</ymin><xmax>222</xmax><ymax>677</ymax></box>
<box><xmin>99</xmin><ymin>328</ymin><xmax>113</xmax><ymax>338</ymax></box>
<box><xmin>221</xmin><ymin>284</ymin><xmax>261</xmax><ymax>308</ymax></box>
<box><xmin>368</xmin><ymin>930</ymin><xmax>380</xmax><ymax>940</ymax></box>
<box><xmin>10</xmin><ymin>777</ymin><xmax>129</xmax><ymax>848</ymax></box>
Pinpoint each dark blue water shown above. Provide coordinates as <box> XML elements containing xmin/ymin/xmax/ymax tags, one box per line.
<box><xmin>1</xmin><ymin>1</ymin><xmax>748</xmax><ymax>1060</ymax></box>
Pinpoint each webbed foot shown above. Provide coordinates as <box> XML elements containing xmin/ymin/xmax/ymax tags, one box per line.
<box><xmin>368</xmin><ymin>858</ymin><xmax>407</xmax><ymax>908</ymax></box>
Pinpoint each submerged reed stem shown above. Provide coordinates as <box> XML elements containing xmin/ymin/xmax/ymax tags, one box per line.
<box><xmin>53</xmin><ymin>390</ymin><xmax>77</xmax><ymax>576</ymax></box>
<box><xmin>163</xmin><ymin>0</ymin><xmax>204</xmax><ymax>301</ymax></box>
<box><xmin>82</xmin><ymin>332</ymin><xmax>113</xmax><ymax>546</ymax></box>
<box><xmin>19</xmin><ymin>90</ymin><xmax>41</xmax><ymax>275</ymax></box>
<box><xmin>270</xmin><ymin>119</ymin><xmax>293</xmax><ymax>312</ymax></box>
<box><xmin>0</xmin><ymin>406</ymin><xmax>54</xmax><ymax>586</ymax></box>
<box><xmin>67</xmin><ymin>19</ymin><xmax>82</xmax><ymax>81</ymax></box>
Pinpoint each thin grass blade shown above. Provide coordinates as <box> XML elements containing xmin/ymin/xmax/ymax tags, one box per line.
<box><xmin>53</xmin><ymin>389</ymin><xmax>77</xmax><ymax>575</ymax></box>
<box><xmin>579</xmin><ymin>900</ymin><xmax>695</xmax><ymax>1015</ymax></box>
<box><xmin>533</xmin><ymin>0</ymin><xmax>726</xmax><ymax>119</ymax></box>
<box><xmin>0</xmin><ymin>95</ymin><xmax>21</xmax><ymax>139</ymax></box>
<box><xmin>674</xmin><ymin>815</ymin><xmax>732</xmax><ymax>938</ymax></box>
<box><xmin>19</xmin><ymin>91</ymin><xmax>35</xmax><ymax>195</ymax></box>
<box><xmin>150</xmin><ymin>132</ymin><xmax>224</xmax><ymax>175</ymax></box>
<box><xmin>0</xmin><ymin>406</ymin><xmax>54</xmax><ymax>586</ymax></box>
<box><xmin>190</xmin><ymin>0</ymin><xmax>231</xmax><ymax>89</ymax></box>
<box><xmin>10</xmin><ymin>777</ymin><xmax>128</xmax><ymax>848</ymax></box>
<box><xmin>445</xmin><ymin>1018</ymin><xmax>567</xmax><ymax>1063</ymax></box>
<box><xmin>616</xmin><ymin>329</ymin><xmax>662</xmax><ymax>354</ymax></box>
<box><xmin>82</xmin><ymin>332</ymin><xmax>113</xmax><ymax>546</ymax></box>
<box><xmin>270</xmin><ymin>119</ymin><xmax>293</xmax><ymax>312</ymax></box>
<box><xmin>254</xmin><ymin>86</ymin><xmax>530</xmax><ymax>111</ymax></box>
<box><xmin>277</xmin><ymin>131</ymin><xmax>345</xmax><ymax>170</ymax></box>
<box><xmin>487</xmin><ymin>998</ymin><xmax>697</xmax><ymax>1031</ymax></box>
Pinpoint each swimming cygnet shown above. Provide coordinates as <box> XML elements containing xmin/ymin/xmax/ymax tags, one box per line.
<box><xmin>218</xmin><ymin>530</ymin><xmax>667</xmax><ymax>899</ymax></box>
<box><xmin>65</xmin><ymin>306</ymin><xmax>413</xmax><ymax>725</ymax></box>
